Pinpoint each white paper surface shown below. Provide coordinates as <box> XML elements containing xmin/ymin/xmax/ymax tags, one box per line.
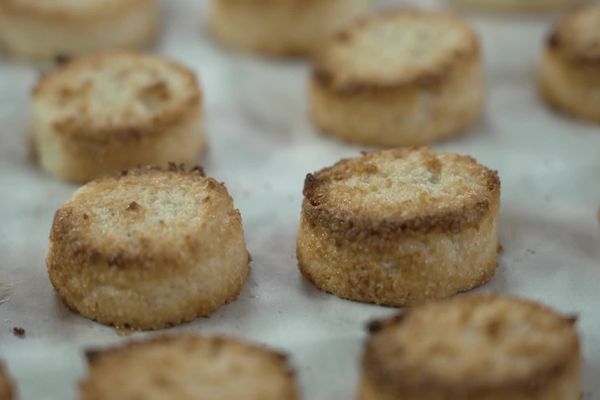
<box><xmin>0</xmin><ymin>1</ymin><xmax>599</xmax><ymax>399</ymax></box>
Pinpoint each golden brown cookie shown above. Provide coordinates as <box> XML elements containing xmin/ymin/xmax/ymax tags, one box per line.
<box><xmin>31</xmin><ymin>52</ymin><xmax>205</xmax><ymax>182</ymax></box>
<box><xmin>450</xmin><ymin>0</ymin><xmax>583</xmax><ymax>12</ymax></box>
<box><xmin>80</xmin><ymin>335</ymin><xmax>298</xmax><ymax>400</ymax></box>
<box><xmin>208</xmin><ymin>0</ymin><xmax>370</xmax><ymax>57</ymax></box>
<box><xmin>0</xmin><ymin>0</ymin><xmax>159</xmax><ymax>60</ymax></box>
<box><xmin>311</xmin><ymin>8</ymin><xmax>484</xmax><ymax>146</ymax></box>
<box><xmin>539</xmin><ymin>3</ymin><xmax>600</xmax><ymax>122</ymax></box>
<box><xmin>47</xmin><ymin>166</ymin><xmax>249</xmax><ymax>330</ymax></box>
<box><xmin>297</xmin><ymin>147</ymin><xmax>500</xmax><ymax>306</ymax></box>
<box><xmin>360</xmin><ymin>295</ymin><xmax>582</xmax><ymax>400</ymax></box>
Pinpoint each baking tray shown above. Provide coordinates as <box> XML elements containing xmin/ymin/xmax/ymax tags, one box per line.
<box><xmin>0</xmin><ymin>0</ymin><xmax>599</xmax><ymax>399</ymax></box>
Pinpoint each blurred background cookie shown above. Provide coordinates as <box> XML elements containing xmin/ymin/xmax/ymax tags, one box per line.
<box><xmin>0</xmin><ymin>361</ymin><xmax>15</xmax><ymax>400</ymax></box>
<box><xmin>0</xmin><ymin>0</ymin><xmax>159</xmax><ymax>60</ymax></box>
<box><xmin>360</xmin><ymin>295</ymin><xmax>581</xmax><ymax>400</ymax></box>
<box><xmin>31</xmin><ymin>52</ymin><xmax>205</xmax><ymax>182</ymax></box>
<box><xmin>80</xmin><ymin>335</ymin><xmax>298</xmax><ymax>400</ymax></box>
<box><xmin>539</xmin><ymin>3</ymin><xmax>600</xmax><ymax>122</ymax></box>
<box><xmin>297</xmin><ymin>148</ymin><xmax>500</xmax><ymax>307</ymax></box>
<box><xmin>311</xmin><ymin>8</ymin><xmax>484</xmax><ymax>146</ymax></box>
<box><xmin>47</xmin><ymin>166</ymin><xmax>249</xmax><ymax>330</ymax></box>
<box><xmin>208</xmin><ymin>0</ymin><xmax>370</xmax><ymax>57</ymax></box>
<box><xmin>449</xmin><ymin>0</ymin><xmax>585</xmax><ymax>12</ymax></box>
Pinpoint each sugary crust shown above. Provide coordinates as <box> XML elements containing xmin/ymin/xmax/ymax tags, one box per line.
<box><xmin>302</xmin><ymin>148</ymin><xmax>500</xmax><ymax>237</ymax></box>
<box><xmin>47</xmin><ymin>166</ymin><xmax>250</xmax><ymax>330</ymax></box>
<box><xmin>0</xmin><ymin>361</ymin><xmax>14</xmax><ymax>400</ymax></box>
<box><xmin>297</xmin><ymin>148</ymin><xmax>500</xmax><ymax>306</ymax></box>
<box><xmin>539</xmin><ymin>4</ymin><xmax>600</xmax><ymax>122</ymax></box>
<box><xmin>80</xmin><ymin>335</ymin><xmax>298</xmax><ymax>400</ymax></box>
<box><xmin>360</xmin><ymin>295</ymin><xmax>581</xmax><ymax>399</ymax></box>
<box><xmin>297</xmin><ymin>213</ymin><xmax>498</xmax><ymax>306</ymax></box>
<box><xmin>208</xmin><ymin>0</ymin><xmax>370</xmax><ymax>57</ymax></box>
<box><xmin>31</xmin><ymin>52</ymin><xmax>205</xmax><ymax>181</ymax></box>
<box><xmin>313</xmin><ymin>8</ymin><xmax>480</xmax><ymax>93</ymax></box>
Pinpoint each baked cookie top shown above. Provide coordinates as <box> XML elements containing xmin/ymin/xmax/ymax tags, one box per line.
<box><xmin>50</xmin><ymin>166</ymin><xmax>237</xmax><ymax>268</ymax></box>
<box><xmin>314</xmin><ymin>9</ymin><xmax>479</xmax><ymax>92</ymax></box>
<box><xmin>365</xmin><ymin>294</ymin><xmax>580</xmax><ymax>392</ymax></box>
<box><xmin>0</xmin><ymin>0</ymin><xmax>149</xmax><ymax>18</ymax></box>
<box><xmin>81</xmin><ymin>335</ymin><xmax>298</xmax><ymax>400</ymax></box>
<box><xmin>548</xmin><ymin>3</ymin><xmax>600</xmax><ymax>63</ymax></box>
<box><xmin>303</xmin><ymin>147</ymin><xmax>499</xmax><ymax>235</ymax></box>
<box><xmin>33</xmin><ymin>52</ymin><xmax>200</xmax><ymax>140</ymax></box>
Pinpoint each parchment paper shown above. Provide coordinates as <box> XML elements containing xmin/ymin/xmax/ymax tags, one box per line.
<box><xmin>0</xmin><ymin>1</ymin><xmax>599</xmax><ymax>399</ymax></box>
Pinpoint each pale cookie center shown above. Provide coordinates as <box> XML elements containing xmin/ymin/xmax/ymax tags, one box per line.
<box><xmin>73</xmin><ymin>178</ymin><xmax>213</xmax><ymax>244</ymax></box>
<box><xmin>101</xmin><ymin>346</ymin><xmax>288</xmax><ymax>397</ymax></box>
<box><xmin>333</xmin><ymin>18</ymin><xmax>467</xmax><ymax>81</ymax></box>
<box><xmin>385</xmin><ymin>304</ymin><xmax>571</xmax><ymax>384</ymax></box>
<box><xmin>327</xmin><ymin>156</ymin><xmax>483</xmax><ymax>216</ymax></box>
<box><xmin>46</xmin><ymin>62</ymin><xmax>187</xmax><ymax>130</ymax></box>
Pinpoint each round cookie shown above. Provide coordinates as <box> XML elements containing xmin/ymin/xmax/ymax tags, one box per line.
<box><xmin>539</xmin><ymin>3</ymin><xmax>600</xmax><ymax>122</ymax></box>
<box><xmin>47</xmin><ymin>165</ymin><xmax>249</xmax><ymax>330</ymax></box>
<box><xmin>208</xmin><ymin>0</ymin><xmax>370</xmax><ymax>57</ymax></box>
<box><xmin>80</xmin><ymin>335</ymin><xmax>298</xmax><ymax>400</ymax></box>
<box><xmin>310</xmin><ymin>8</ymin><xmax>484</xmax><ymax>147</ymax></box>
<box><xmin>0</xmin><ymin>361</ymin><xmax>15</xmax><ymax>400</ymax></box>
<box><xmin>297</xmin><ymin>147</ymin><xmax>500</xmax><ymax>307</ymax></box>
<box><xmin>360</xmin><ymin>295</ymin><xmax>582</xmax><ymax>400</ymax></box>
<box><xmin>31</xmin><ymin>52</ymin><xmax>205</xmax><ymax>182</ymax></box>
<box><xmin>0</xmin><ymin>0</ymin><xmax>159</xmax><ymax>60</ymax></box>
<box><xmin>450</xmin><ymin>0</ymin><xmax>583</xmax><ymax>12</ymax></box>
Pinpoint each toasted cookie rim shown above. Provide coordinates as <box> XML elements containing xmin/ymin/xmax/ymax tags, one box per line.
<box><xmin>84</xmin><ymin>334</ymin><xmax>292</xmax><ymax>365</ymax></box>
<box><xmin>363</xmin><ymin>295</ymin><xmax>580</xmax><ymax>394</ymax></box>
<box><xmin>302</xmin><ymin>149</ymin><xmax>500</xmax><ymax>237</ymax></box>
<box><xmin>82</xmin><ymin>335</ymin><xmax>297</xmax><ymax>383</ymax></box>
<box><xmin>312</xmin><ymin>8</ymin><xmax>480</xmax><ymax>94</ymax></box>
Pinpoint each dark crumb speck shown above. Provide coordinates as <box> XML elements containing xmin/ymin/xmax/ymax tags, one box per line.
<box><xmin>12</xmin><ymin>327</ymin><xmax>25</xmax><ymax>338</ymax></box>
<box><xmin>54</xmin><ymin>53</ymin><xmax>72</xmax><ymax>65</ymax></box>
<box><xmin>191</xmin><ymin>166</ymin><xmax>205</xmax><ymax>176</ymax></box>
<box><xmin>547</xmin><ymin>32</ymin><xmax>560</xmax><ymax>49</ymax></box>
<box><xmin>127</xmin><ymin>201</ymin><xmax>140</xmax><ymax>211</ymax></box>
<box><xmin>107</xmin><ymin>253</ymin><xmax>123</xmax><ymax>267</ymax></box>
<box><xmin>367</xmin><ymin>319</ymin><xmax>384</xmax><ymax>333</ymax></box>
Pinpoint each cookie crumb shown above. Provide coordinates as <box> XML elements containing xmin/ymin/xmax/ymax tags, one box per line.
<box><xmin>54</xmin><ymin>53</ymin><xmax>72</xmax><ymax>65</ymax></box>
<box><xmin>126</xmin><ymin>201</ymin><xmax>140</xmax><ymax>211</ymax></box>
<box><xmin>12</xmin><ymin>327</ymin><xmax>25</xmax><ymax>338</ymax></box>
